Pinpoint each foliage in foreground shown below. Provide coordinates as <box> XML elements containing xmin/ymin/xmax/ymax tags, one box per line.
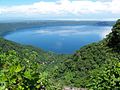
<box><xmin>88</xmin><ymin>58</ymin><xmax>120</xmax><ymax>90</ymax></box>
<box><xmin>0</xmin><ymin>50</ymin><xmax>62</xmax><ymax>90</ymax></box>
<box><xmin>0</xmin><ymin>20</ymin><xmax>119</xmax><ymax>90</ymax></box>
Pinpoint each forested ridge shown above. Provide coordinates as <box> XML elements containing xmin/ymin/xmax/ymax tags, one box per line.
<box><xmin>52</xmin><ymin>19</ymin><xmax>120</xmax><ymax>89</ymax></box>
<box><xmin>0</xmin><ymin>36</ymin><xmax>68</xmax><ymax>90</ymax></box>
<box><xmin>0</xmin><ymin>20</ymin><xmax>120</xmax><ymax>90</ymax></box>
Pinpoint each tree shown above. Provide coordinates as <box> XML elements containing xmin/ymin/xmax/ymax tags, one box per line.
<box><xmin>107</xmin><ymin>19</ymin><xmax>120</xmax><ymax>50</ymax></box>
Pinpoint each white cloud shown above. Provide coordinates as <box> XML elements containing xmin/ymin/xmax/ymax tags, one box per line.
<box><xmin>0</xmin><ymin>0</ymin><xmax>120</xmax><ymax>18</ymax></box>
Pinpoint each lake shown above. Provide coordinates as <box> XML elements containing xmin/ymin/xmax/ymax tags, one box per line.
<box><xmin>4</xmin><ymin>24</ymin><xmax>112</xmax><ymax>54</ymax></box>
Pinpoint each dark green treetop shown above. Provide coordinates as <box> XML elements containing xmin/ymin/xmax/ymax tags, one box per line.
<box><xmin>107</xmin><ymin>19</ymin><xmax>120</xmax><ymax>49</ymax></box>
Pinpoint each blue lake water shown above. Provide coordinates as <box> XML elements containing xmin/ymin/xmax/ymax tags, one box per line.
<box><xmin>4</xmin><ymin>25</ymin><xmax>112</xmax><ymax>54</ymax></box>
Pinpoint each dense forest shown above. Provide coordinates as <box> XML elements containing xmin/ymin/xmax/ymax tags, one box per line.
<box><xmin>0</xmin><ymin>20</ymin><xmax>120</xmax><ymax>90</ymax></box>
<box><xmin>52</xmin><ymin>20</ymin><xmax>120</xmax><ymax>89</ymax></box>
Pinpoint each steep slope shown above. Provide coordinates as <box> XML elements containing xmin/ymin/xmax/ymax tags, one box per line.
<box><xmin>107</xmin><ymin>19</ymin><xmax>120</xmax><ymax>50</ymax></box>
<box><xmin>0</xmin><ymin>38</ymin><xmax>67</xmax><ymax>90</ymax></box>
<box><xmin>0</xmin><ymin>20</ymin><xmax>118</xmax><ymax>89</ymax></box>
<box><xmin>0</xmin><ymin>41</ymin><xmax>65</xmax><ymax>90</ymax></box>
<box><xmin>52</xmin><ymin>19</ymin><xmax>120</xmax><ymax>88</ymax></box>
<box><xmin>0</xmin><ymin>37</ymin><xmax>68</xmax><ymax>75</ymax></box>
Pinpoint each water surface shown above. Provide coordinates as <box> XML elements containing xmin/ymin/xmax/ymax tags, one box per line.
<box><xmin>4</xmin><ymin>25</ymin><xmax>112</xmax><ymax>54</ymax></box>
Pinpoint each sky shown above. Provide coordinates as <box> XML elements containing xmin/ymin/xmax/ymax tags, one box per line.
<box><xmin>0</xmin><ymin>0</ymin><xmax>119</xmax><ymax>21</ymax></box>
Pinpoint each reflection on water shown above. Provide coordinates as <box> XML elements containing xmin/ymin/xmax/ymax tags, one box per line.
<box><xmin>4</xmin><ymin>25</ymin><xmax>112</xmax><ymax>54</ymax></box>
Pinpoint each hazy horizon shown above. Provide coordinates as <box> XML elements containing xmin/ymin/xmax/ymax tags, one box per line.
<box><xmin>0</xmin><ymin>0</ymin><xmax>119</xmax><ymax>21</ymax></box>
<box><xmin>0</xmin><ymin>19</ymin><xmax>116</xmax><ymax>23</ymax></box>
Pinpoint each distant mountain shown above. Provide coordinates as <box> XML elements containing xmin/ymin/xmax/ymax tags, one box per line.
<box><xmin>0</xmin><ymin>21</ymin><xmax>115</xmax><ymax>36</ymax></box>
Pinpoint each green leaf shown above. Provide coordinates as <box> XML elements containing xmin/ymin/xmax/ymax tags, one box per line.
<box><xmin>24</xmin><ymin>70</ymin><xmax>32</xmax><ymax>80</ymax></box>
<box><xmin>15</xmin><ymin>64</ymin><xmax>23</xmax><ymax>73</ymax></box>
<box><xmin>0</xmin><ymin>73</ymin><xmax>7</xmax><ymax>82</ymax></box>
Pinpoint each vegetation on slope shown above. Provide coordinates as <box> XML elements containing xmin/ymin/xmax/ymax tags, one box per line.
<box><xmin>0</xmin><ymin>38</ymin><xmax>67</xmax><ymax>89</ymax></box>
<box><xmin>0</xmin><ymin>50</ymin><xmax>63</xmax><ymax>90</ymax></box>
<box><xmin>0</xmin><ymin>20</ymin><xmax>119</xmax><ymax>90</ymax></box>
<box><xmin>1</xmin><ymin>37</ymin><xmax>69</xmax><ymax>68</ymax></box>
<box><xmin>88</xmin><ymin>58</ymin><xmax>120</xmax><ymax>90</ymax></box>
<box><xmin>50</xmin><ymin>19</ymin><xmax>120</xmax><ymax>89</ymax></box>
<box><xmin>0</xmin><ymin>37</ymin><xmax>69</xmax><ymax>89</ymax></box>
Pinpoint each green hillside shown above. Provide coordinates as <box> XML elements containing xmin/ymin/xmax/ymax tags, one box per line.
<box><xmin>50</xmin><ymin>19</ymin><xmax>120</xmax><ymax>89</ymax></box>
<box><xmin>0</xmin><ymin>38</ymin><xmax>68</xmax><ymax>90</ymax></box>
<box><xmin>0</xmin><ymin>20</ymin><xmax>120</xmax><ymax>90</ymax></box>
